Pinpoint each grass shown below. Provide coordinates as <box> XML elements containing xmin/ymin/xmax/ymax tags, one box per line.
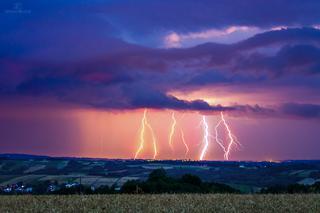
<box><xmin>0</xmin><ymin>194</ymin><xmax>319</xmax><ymax>212</ymax></box>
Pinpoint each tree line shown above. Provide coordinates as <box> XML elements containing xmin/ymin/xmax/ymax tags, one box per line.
<box><xmin>260</xmin><ymin>182</ymin><xmax>320</xmax><ymax>194</ymax></box>
<box><xmin>121</xmin><ymin>169</ymin><xmax>239</xmax><ymax>194</ymax></box>
<box><xmin>2</xmin><ymin>169</ymin><xmax>320</xmax><ymax>195</ymax></box>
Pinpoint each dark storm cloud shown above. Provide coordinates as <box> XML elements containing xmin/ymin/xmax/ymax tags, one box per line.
<box><xmin>1</xmin><ymin>27</ymin><xmax>320</xmax><ymax>118</ymax></box>
<box><xmin>232</xmin><ymin>44</ymin><xmax>320</xmax><ymax>77</ymax></box>
<box><xmin>94</xmin><ymin>0</ymin><xmax>320</xmax><ymax>33</ymax></box>
<box><xmin>1</xmin><ymin>0</ymin><xmax>320</xmax><ymax>119</ymax></box>
<box><xmin>280</xmin><ymin>103</ymin><xmax>320</xmax><ymax>119</ymax></box>
<box><xmin>122</xmin><ymin>85</ymin><xmax>233</xmax><ymax>111</ymax></box>
<box><xmin>187</xmin><ymin>71</ymin><xmax>231</xmax><ymax>85</ymax></box>
<box><xmin>2</xmin><ymin>0</ymin><xmax>320</xmax><ymax>38</ymax></box>
<box><xmin>226</xmin><ymin>103</ymin><xmax>320</xmax><ymax>120</ymax></box>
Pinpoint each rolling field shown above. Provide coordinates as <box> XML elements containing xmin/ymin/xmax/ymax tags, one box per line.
<box><xmin>2</xmin><ymin>156</ymin><xmax>320</xmax><ymax>193</ymax></box>
<box><xmin>0</xmin><ymin>194</ymin><xmax>319</xmax><ymax>213</ymax></box>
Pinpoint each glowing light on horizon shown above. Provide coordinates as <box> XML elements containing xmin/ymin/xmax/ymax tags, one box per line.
<box><xmin>199</xmin><ymin>116</ymin><xmax>210</xmax><ymax>160</ymax></box>
<box><xmin>134</xmin><ymin>109</ymin><xmax>157</xmax><ymax>160</ymax></box>
<box><xmin>214</xmin><ymin>112</ymin><xmax>241</xmax><ymax>160</ymax></box>
<box><xmin>180</xmin><ymin>129</ymin><xmax>189</xmax><ymax>158</ymax></box>
<box><xmin>168</xmin><ymin>112</ymin><xmax>177</xmax><ymax>151</ymax></box>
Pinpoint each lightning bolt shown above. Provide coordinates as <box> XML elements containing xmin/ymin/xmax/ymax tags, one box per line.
<box><xmin>199</xmin><ymin>116</ymin><xmax>210</xmax><ymax>160</ymax></box>
<box><xmin>214</xmin><ymin>112</ymin><xmax>241</xmax><ymax>160</ymax></box>
<box><xmin>168</xmin><ymin>112</ymin><xmax>177</xmax><ymax>151</ymax></box>
<box><xmin>214</xmin><ymin>120</ymin><xmax>227</xmax><ymax>154</ymax></box>
<box><xmin>145</xmin><ymin>118</ymin><xmax>157</xmax><ymax>159</ymax></box>
<box><xmin>134</xmin><ymin>109</ymin><xmax>157</xmax><ymax>160</ymax></box>
<box><xmin>180</xmin><ymin>129</ymin><xmax>189</xmax><ymax>158</ymax></box>
<box><xmin>134</xmin><ymin>109</ymin><xmax>147</xmax><ymax>160</ymax></box>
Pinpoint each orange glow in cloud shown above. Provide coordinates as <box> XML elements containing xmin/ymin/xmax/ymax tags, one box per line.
<box><xmin>168</xmin><ymin>85</ymin><xmax>320</xmax><ymax>107</ymax></box>
<box><xmin>168</xmin><ymin>88</ymin><xmax>241</xmax><ymax>106</ymax></box>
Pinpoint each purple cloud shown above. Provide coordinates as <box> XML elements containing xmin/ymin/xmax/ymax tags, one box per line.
<box><xmin>1</xmin><ymin>1</ymin><xmax>320</xmax><ymax>120</ymax></box>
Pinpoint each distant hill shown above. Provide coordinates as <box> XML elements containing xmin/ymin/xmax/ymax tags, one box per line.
<box><xmin>1</xmin><ymin>154</ymin><xmax>320</xmax><ymax>193</ymax></box>
<box><xmin>0</xmin><ymin>153</ymin><xmax>50</xmax><ymax>160</ymax></box>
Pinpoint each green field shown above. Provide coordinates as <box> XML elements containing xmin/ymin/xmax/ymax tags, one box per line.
<box><xmin>2</xmin><ymin>157</ymin><xmax>320</xmax><ymax>193</ymax></box>
<box><xmin>0</xmin><ymin>194</ymin><xmax>319</xmax><ymax>212</ymax></box>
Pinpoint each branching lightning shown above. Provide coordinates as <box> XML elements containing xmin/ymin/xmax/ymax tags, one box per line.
<box><xmin>180</xmin><ymin>129</ymin><xmax>189</xmax><ymax>158</ymax></box>
<box><xmin>169</xmin><ymin>112</ymin><xmax>189</xmax><ymax>159</ymax></box>
<box><xmin>134</xmin><ymin>110</ymin><xmax>240</xmax><ymax>161</ymax></box>
<box><xmin>134</xmin><ymin>109</ymin><xmax>147</xmax><ymax>160</ymax></box>
<box><xmin>168</xmin><ymin>112</ymin><xmax>177</xmax><ymax>151</ymax></box>
<box><xmin>214</xmin><ymin>120</ymin><xmax>227</xmax><ymax>154</ymax></box>
<box><xmin>134</xmin><ymin>109</ymin><xmax>157</xmax><ymax>160</ymax></box>
<box><xmin>145</xmin><ymin>118</ymin><xmax>157</xmax><ymax>159</ymax></box>
<box><xmin>214</xmin><ymin>112</ymin><xmax>241</xmax><ymax>160</ymax></box>
<box><xmin>199</xmin><ymin>116</ymin><xmax>210</xmax><ymax>160</ymax></box>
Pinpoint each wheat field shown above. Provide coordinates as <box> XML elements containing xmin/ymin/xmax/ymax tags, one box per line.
<box><xmin>0</xmin><ymin>194</ymin><xmax>319</xmax><ymax>213</ymax></box>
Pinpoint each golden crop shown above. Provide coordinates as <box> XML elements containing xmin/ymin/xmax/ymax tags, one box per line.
<box><xmin>0</xmin><ymin>194</ymin><xmax>319</xmax><ymax>213</ymax></box>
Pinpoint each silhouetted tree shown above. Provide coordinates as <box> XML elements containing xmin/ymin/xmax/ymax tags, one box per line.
<box><xmin>121</xmin><ymin>180</ymin><xmax>142</xmax><ymax>194</ymax></box>
<box><xmin>120</xmin><ymin>169</ymin><xmax>239</xmax><ymax>194</ymax></box>
<box><xmin>180</xmin><ymin>174</ymin><xmax>202</xmax><ymax>186</ymax></box>
<box><xmin>148</xmin><ymin>169</ymin><xmax>167</xmax><ymax>181</ymax></box>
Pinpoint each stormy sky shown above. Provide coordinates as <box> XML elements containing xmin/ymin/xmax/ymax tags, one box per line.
<box><xmin>0</xmin><ymin>0</ymin><xmax>319</xmax><ymax>160</ymax></box>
